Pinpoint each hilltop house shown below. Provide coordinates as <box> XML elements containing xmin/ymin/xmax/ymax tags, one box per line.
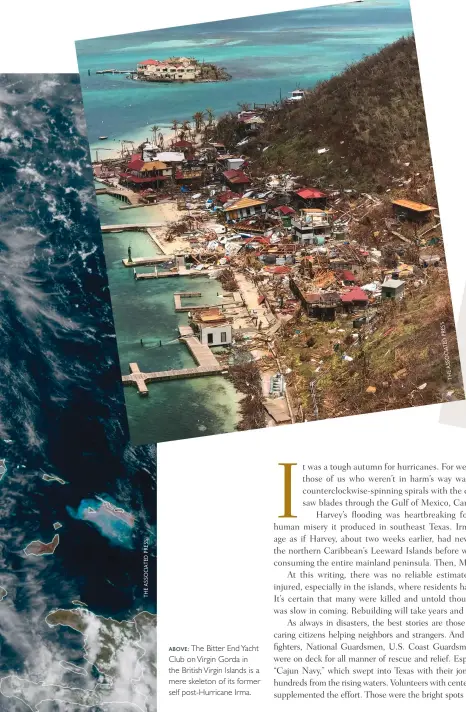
<box><xmin>217</xmin><ymin>155</ymin><xmax>245</xmax><ymax>172</ymax></box>
<box><xmin>381</xmin><ymin>279</ymin><xmax>405</xmax><ymax>300</ymax></box>
<box><xmin>222</xmin><ymin>169</ymin><xmax>251</xmax><ymax>193</ymax></box>
<box><xmin>392</xmin><ymin>199</ymin><xmax>436</xmax><ymax>222</ymax></box>
<box><xmin>340</xmin><ymin>270</ymin><xmax>357</xmax><ymax>286</ymax></box>
<box><xmin>289</xmin><ymin>277</ymin><xmax>341</xmax><ymax>321</ymax></box>
<box><xmin>304</xmin><ymin>292</ymin><xmax>341</xmax><ymax>321</ymax></box>
<box><xmin>237</xmin><ymin>110</ymin><xmax>265</xmax><ymax>133</ymax></box>
<box><xmin>340</xmin><ymin>287</ymin><xmax>369</xmax><ymax>312</ymax></box>
<box><xmin>223</xmin><ymin>197</ymin><xmax>267</xmax><ymax>221</ymax></box>
<box><xmin>291</xmin><ymin>209</ymin><xmax>332</xmax><ymax>245</ymax></box>
<box><xmin>175</xmin><ymin>168</ymin><xmax>204</xmax><ymax>186</ymax></box>
<box><xmin>171</xmin><ymin>139</ymin><xmax>194</xmax><ymax>151</ymax></box>
<box><xmin>294</xmin><ymin>188</ymin><xmax>328</xmax><ymax>209</ymax></box>
<box><xmin>208</xmin><ymin>142</ymin><xmax>227</xmax><ymax>156</ymax></box>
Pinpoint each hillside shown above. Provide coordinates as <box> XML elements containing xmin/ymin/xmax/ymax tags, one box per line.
<box><xmin>275</xmin><ymin>271</ymin><xmax>463</xmax><ymax>421</ymax></box>
<box><xmin>212</xmin><ymin>35</ymin><xmax>464</xmax><ymax>420</ymax></box>
<box><xmin>216</xmin><ymin>36</ymin><xmax>435</xmax><ymax>198</ymax></box>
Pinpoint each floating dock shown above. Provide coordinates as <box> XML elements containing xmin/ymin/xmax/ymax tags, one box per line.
<box><xmin>122</xmin><ymin>325</ymin><xmax>225</xmax><ymax>394</ymax></box>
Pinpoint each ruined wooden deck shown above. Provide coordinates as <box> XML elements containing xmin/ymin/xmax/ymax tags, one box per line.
<box><xmin>122</xmin><ymin>325</ymin><xmax>225</xmax><ymax>394</ymax></box>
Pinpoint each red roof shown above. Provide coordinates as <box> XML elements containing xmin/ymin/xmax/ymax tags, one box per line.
<box><xmin>275</xmin><ymin>205</ymin><xmax>295</xmax><ymax>215</ymax></box>
<box><xmin>172</xmin><ymin>139</ymin><xmax>193</xmax><ymax>148</ymax></box>
<box><xmin>296</xmin><ymin>188</ymin><xmax>327</xmax><ymax>200</ymax></box>
<box><xmin>243</xmin><ymin>237</ymin><xmax>270</xmax><ymax>246</ymax></box>
<box><xmin>304</xmin><ymin>292</ymin><xmax>341</xmax><ymax>305</ymax></box>
<box><xmin>138</xmin><ymin>59</ymin><xmax>158</xmax><ymax>65</ymax></box>
<box><xmin>264</xmin><ymin>265</ymin><xmax>292</xmax><ymax>275</ymax></box>
<box><xmin>127</xmin><ymin>157</ymin><xmax>145</xmax><ymax>171</ymax></box>
<box><xmin>223</xmin><ymin>169</ymin><xmax>251</xmax><ymax>185</ymax></box>
<box><xmin>237</xmin><ymin>111</ymin><xmax>258</xmax><ymax>123</ymax></box>
<box><xmin>119</xmin><ymin>173</ymin><xmax>169</xmax><ymax>184</ymax></box>
<box><xmin>341</xmin><ymin>270</ymin><xmax>356</xmax><ymax>282</ymax></box>
<box><xmin>341</xmin><ymin>288</ymin><xmax>368</xmax><ymax>303</ymax></box>
<box><xmin>218</xmin><ymin>191</ymin><xmax>240</xmax><ymax>205</ymax></box>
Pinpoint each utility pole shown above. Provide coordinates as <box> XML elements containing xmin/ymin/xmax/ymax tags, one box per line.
<box><xmin>309</xmin><ymin>380</ymin><xmax>319</xmax><ymax>420</ymax></box>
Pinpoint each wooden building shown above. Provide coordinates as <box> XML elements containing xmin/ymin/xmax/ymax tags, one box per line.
<box><xmin>392</xmin><ymin>199</ymin><xmax>436</xmax><ymax>222</ymax></box>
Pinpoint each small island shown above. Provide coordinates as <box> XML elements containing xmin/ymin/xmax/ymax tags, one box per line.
<box><xmin>135</xmin><ymin>56</ymin><xmax>231</xmax><ymax>83</ymax></box>
<box><xmin>24</xmin><ymin>533</ymin><xmax>60</xmax><ymax>557</ymax></box>
<box><xmin>42</xmin><ymin>474</ymin><xmax>67</xmax><ymax>485</ymax></box>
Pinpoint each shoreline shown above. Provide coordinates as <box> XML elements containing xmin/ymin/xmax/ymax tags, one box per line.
<box><xmin>91</xmin><ymin>125</ymin><xmax>177</xmax><ymax>162</ymax></box>
<box><xmin>96</xmin><ymin>190</ymin><xmax>243</xmax><ymax>438</ymax></box>
<box><xmin>91</xmin><ymin>116</ymin><xmax>217</xmax><ymax>163</ymax></box>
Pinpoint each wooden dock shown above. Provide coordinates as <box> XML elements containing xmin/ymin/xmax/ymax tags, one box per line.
<box><xmin>101</xmin><ymin>223</ymin><xmax>163</xmax><ymax>233</ymax></box>
<box><xmin>121</xmin><ymin>325</ymin><xmax>225</xmax><ymax>394</ymax></box>
<box><xmin>122</xmin><ymin>256</ymin><xmax>175</xmax><ymax>267</ymax></box>
<box><xmin>134</xmin><ymin>267</ymin><xmax>211</xmax><ymax>280</ymax></box>
<box><xmin>173</xmin><ymin>291</ymin><xmax>215</xmax><ymax>312</ymax></box>
<box><xmin>95</xmin><ymin>187</ymin><xmax>140</xmax><ymax>206</ymax></box>
<box><xmin>135</xmin><ymin>270</ymin><xmax>180</xmax><ymax>280</ymax></box>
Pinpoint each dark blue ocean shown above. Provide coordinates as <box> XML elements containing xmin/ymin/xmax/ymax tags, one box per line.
<box><xmin>0</xmin><ymin>75</ymin><xmax>156</xmax><ymax>709</ymax></box>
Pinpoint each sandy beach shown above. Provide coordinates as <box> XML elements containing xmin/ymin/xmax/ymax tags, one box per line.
<box><xmin>91</xmin><ymin>125</ymin><xmax>177</xmax><ymax>162</ymax></box>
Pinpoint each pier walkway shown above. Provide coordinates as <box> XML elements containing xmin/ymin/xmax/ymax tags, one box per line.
<box><xmin>121</xmin><ymin>325</ymin><xmax>225</xmax><ymax>394</ymax></box>
<box><xmin>134</xmin><ymin>261</ymin><xmax>211</xmax><ymax>280</ymax></box>
<box><xmin>101</xmin><ymin>223</ymin><xmax>163</xmax><ymax>233</ymax></box>
<box><xmin>122</xmin><ymin>256</ymin><xmax>175</xmax><ymax>267</ymax></box>
<box><xmin>174</xmin><ymin>292</ymin><xmax>215</xmax><ymax>312</ymax></box>
<box><xmin>96</xmin><ymin>187</ymin><xmax>140</xmax><ymax>206</ymax></box>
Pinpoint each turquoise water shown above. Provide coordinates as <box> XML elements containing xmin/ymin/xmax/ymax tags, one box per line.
<box><xmin>96</xmin><ymin>190</ymin><xmax>168</xmax><ymax>226</ymax></box>
<box><xmin>82</xmin><ymin>2</ymin><xmax>414</xmax><ymax>443</ymax></box>
<box><xmin>98</xmin><ymin>194</ymin><xmax>239</xmax><ymax>444</ymax></box>
<box><xmin>77</xmin><ymin>0</ymin><xmax>413</xmax><ymax>153</ymax></box>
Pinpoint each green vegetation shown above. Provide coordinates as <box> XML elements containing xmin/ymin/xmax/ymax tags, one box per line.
<box><xmin>215</xmin><ymin>34</ymin><xmax>463</xmax><ymax>418</ymax></box>
<box><xmin>276</xmin><ymin>271</ymin><xmax>462</xmax><ymax>421</ymax></box>
<box><xmin>215</xmin><ymin>36</ymin><xmax>434</xmax><ymax>197</ymax></box>
<box><xmin>198</xmin><ymin>63</ymin><xmax>231</xmax><ymax>82</ymax></box>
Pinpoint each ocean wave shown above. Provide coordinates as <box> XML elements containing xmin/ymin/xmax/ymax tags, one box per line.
<box><xmin>0</xmin><ymin>74</ymin><xmax>156</xmax><ymax>709</ymax></box>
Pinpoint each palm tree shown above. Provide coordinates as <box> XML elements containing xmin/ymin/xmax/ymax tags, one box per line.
<box><xmin>192</xmin><ymin>111</ymin><xmax>205</xmax><ymax>134</ymax></box>
<box><xmin>151</xmin><ymin>125</ymin><xmax>160</xmax><ymax>146</ymax></box>
<box><xmin>205</xmin><ymin>107</ymin><xmax>215</xmax><ymax>126</ymax></box>
<box><xmin>181</xmin><ymin>120</ymin><xmax>191</xmax><ymax>134</ymax></box>
<box><xmin>171</xmin><ymin>119</ymin><xmax>179</xmax><ymax>139</ymax></box>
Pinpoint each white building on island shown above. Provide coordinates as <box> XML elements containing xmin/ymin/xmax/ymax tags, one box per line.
<box><xmin>136</xmin><ymin>58</ymin><xmax>201</xmax><ymax>82</ymax></box>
